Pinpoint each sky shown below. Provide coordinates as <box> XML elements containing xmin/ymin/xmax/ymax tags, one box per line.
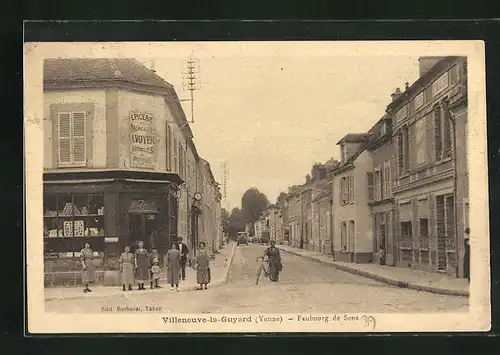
<box><xmin>139</xmin><ymin>47</ymin><xmax>420</xmax><ymax>210</ymax></box>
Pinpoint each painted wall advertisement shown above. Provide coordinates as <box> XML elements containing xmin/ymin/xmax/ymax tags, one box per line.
<box><xmin>129</xmin><ymin>112</ymin><xmax>158</xmax><ymax>168</ymax></box>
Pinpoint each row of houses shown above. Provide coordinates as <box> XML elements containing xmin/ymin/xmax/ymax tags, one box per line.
<box><xmin>275</xmin><ymin>56</ymin><xmax>469</xmax><ymax>278</ymax></box>
<box><xmin>42</xmin><ymin>58</ymin><xmax>223</xmax><ymax>277</ymax></box>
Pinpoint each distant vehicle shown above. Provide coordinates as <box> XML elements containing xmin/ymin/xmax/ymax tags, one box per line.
<box><xmin>260</xmin><ymin>233</ymin><xmax>270</xmax><ymax>245</ymax></box>
<box><xmin>237</xmin><ymin>232</ymin><xmax>248</xmax><ymax>246</ymax></box>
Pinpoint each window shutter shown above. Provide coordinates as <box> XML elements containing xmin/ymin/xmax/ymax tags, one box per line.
<box><xmin>397</xmin><ymin>131</ymin><xmax>404</xmax><ymax>176</ymax></box>
<box><xmin>387</xmin><ymin>211</ymin><xmax>393</xmax><ymax>252</ymax></box>
<box><xmin>339</xmin><ymin>178</ymin><xmax>344</xmax><ymax>204</ymax></box>
<box><xmin>367</xmin><ymin>172</ymin><xmax>374</xmax><ymax>201</ymax></box>
<box><xmin>58</xmin><ymin>112</ymin><xmax>71</xmax><ymax>165</ymax></box>
<box><xmin>166</xmin><ymin>123</ymin><xmax>171</xmax><ymax>171</ymax></box>
<box><xmin>72</xmin><ymin>112</ymin><xmax>86</xmax><ymax>165</ymax></box>
<box><xmin>349</xmin><ymin>176</ymin><xmax>354</xmax><ymax>202</ymax></box>
<box><xmin>428</xmin><ymin>194</ymin><xmax>436</xmax><ymax>252</ymax></box>
<box><xmin>394</xmin><ymin>206</ymin><xmax>400</xmax><ymax>262</ymax></box>
<box><xmin>434</xmin><ymin>106</ymin><xmax>443</xmax><ymax>160</ymax></box>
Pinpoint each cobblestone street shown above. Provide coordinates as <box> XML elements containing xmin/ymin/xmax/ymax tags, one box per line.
<box><xmin>45</xmin><ymin>244</ymin><xmax>468</xmax><ymax>313</ymax></box>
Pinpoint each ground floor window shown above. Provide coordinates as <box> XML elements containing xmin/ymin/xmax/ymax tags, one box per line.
<box><xmin>341</xmin><ymin>222</ymin><xmax>347</xmax><ymax>251</ymax></box>
<box><xmin>349</xmin><ymin>220</ymin><xmax>355</xmax><ymax>251</ymax></box>
<box><xmin>419</xmin><ymin>218</ymin><xmax>429</xmax><ymax>240</ymax></box>
<box><xmin>44</xmin><ymin>193</ymin><xmax>105</xmax><ymax>258</ymax></box>
<box><xmin>401</xmin><ymin>220</ymin><xmax>412</xmax><ymax>238</ymax></box>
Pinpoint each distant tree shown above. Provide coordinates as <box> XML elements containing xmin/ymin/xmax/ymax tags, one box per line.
<box><xmin>276</xmin><ymin>192</ymin><xmax>288</xmax><ymax>205</ymax></box>
<box><xmin>227</xmin><ymin>207</ymin><xmax>245</xmax><ymax>240</ymax></box>
<box><xmin>241</xmin><ymin>188</ymin><xmax>270</xmax><ymax>224</ymax></box>
<box><xmin>221</xmin><ymin>208</ymin><xmax>230</xmax><ymax>234</ymax></box>
<box><xmin>324</xmin><ymin>158</ymin><xmax>341</xmax><ymax>172</ymax></box>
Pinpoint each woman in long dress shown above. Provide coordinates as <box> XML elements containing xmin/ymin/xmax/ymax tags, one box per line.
<box><xmin>196</xmin><ymin>242</ymin><xmax>211</xmax><ymax>290</ymax></box>
<box><xmin>80</xmin><ymin>242</ymin><xmax>96</xmax><ymax>293</ymax></box>
<box><xmin>464</xmin><ymin>228</ymin><xmax>470</xmax><ymax>283</ymax></box>
<box><xmin>134</xmin><ymin>241</ymin><xmax>149</xmax><ymax>290</ymax></box>
<box><xmin>264</xmin><ymin>240</ymin><xmax>282</xmax><ymax>282</ymax></box>
<box><xmin>119</xmin><ymin>246</ymin><xmax>135</xmax><ymax>291</ymax></box>
<box><xmin>165</xmin><ymin>243</ymin><xmax>181</xmax><ymax>291</ymax></box>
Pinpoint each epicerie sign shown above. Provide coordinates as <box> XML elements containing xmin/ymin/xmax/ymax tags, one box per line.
<box><xmin>129</xmin><ymin>112</ymin><xmax>157</xmax><ymax>168</ymax></box>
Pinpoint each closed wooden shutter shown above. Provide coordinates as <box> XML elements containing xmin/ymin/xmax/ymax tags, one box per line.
<box><xmin>72</xmin><ymin>112</ymin><xmax>86</xmax><ymax>165</ymax></box>
<box><xmin>428</xmin><ymin>194</ymin><xmax>436</xmax><ymax>252</ymax></box>
<box><xmin>367</xmin><ymin>172</ymin><xmax>374</xmax><ymax>201</ymax></box>
<box><xmin>349</xmin><ymin>176</ymin><xmax>354</xmax><ymax>202</ymax></box>
<box><xmin>394</xmin><ymin>206</ymin><xmax>401</xmax><ymax>263</ymax></box>
<box><xmin>339</xmin><ymin>178</ymin><xmax>344</xmax><ymax>205</ymax></box>
<box><xmin>387</xmin><ymin>211</ymin><xmax>393</xmax><ymax>252</ymax></box>
<box><xmin>434</xmin><ymin>106</ymin><xmax>443</xmax><ymax>160</ymax></box>
<box><xmin>166</xmin><ymin>123</ymin><xmax>171</xmax><ymax>171</ymax></box>
<box><xmin>58</xmin><ymin>112</ymin><xmax>71</xmax><ymax>165</ymax></box>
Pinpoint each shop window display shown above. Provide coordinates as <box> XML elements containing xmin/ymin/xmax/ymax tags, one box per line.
<box><xmin>43</xmin><ymin>193</ymin><xmax>105</xmax><ymax>258</ymax></box>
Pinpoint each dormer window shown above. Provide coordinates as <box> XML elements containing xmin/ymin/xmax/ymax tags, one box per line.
<box><xmin>380</xmin><ymin>121</ymin><xmax>387</xmax><ymax>136</ymax></box>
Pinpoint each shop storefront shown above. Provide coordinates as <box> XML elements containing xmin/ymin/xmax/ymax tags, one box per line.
<box><xmin>43</xmin><ymin>170</ymin><xmax>182</xmax><ymax>274</ymax></box>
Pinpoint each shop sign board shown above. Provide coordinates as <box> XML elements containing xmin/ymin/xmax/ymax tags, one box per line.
<box><xmin>129</xmin><ymin>112</ymin><xmax>158</xmax><ymax>169</ymax></box>
<box><xmin>129</xmin><ymin>199</ymin><xmax>158</xmax><ymax>213</ymax></box>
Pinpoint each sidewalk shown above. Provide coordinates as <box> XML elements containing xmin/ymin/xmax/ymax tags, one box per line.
<box><xmin>279</xmin><ymin>244</ymin><xmax>469</xmax><ymax>297</ymax></box>
<box><xmin>45</xmin><ymin>242</ymin><xmax>236</xmax><ymax>301</ymax></box>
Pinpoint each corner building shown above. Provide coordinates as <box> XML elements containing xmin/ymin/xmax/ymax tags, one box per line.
<box><xmin>42</xmin><ymin>59</ymin><xmax>218</xmax><ymax>276</ymax></box>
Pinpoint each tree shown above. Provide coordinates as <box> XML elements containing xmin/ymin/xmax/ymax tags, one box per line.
<box><xmin>221</xmin><ymin>208</ymin><xmax>230</xmax><ymax>234</ymax></box>
<box><xmin>241</xmin><ymin>188</ymin><xmax>270</xmax><ymax>224</ymax></box>
<box><xmin>227</xmin><ymin>207</ymin><xmax>245</xmax><ymax>240</ymax></box>
<box><xmin>276</xmin><ymin>192</ymin><xmax>288</xmax><ymax>205</ymax></box>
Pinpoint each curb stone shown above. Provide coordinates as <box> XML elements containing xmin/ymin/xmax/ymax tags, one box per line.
<box><xmin>45</xmin><ymin>243</ymin><xmax>237</xmax><ymax>301</ymax></box>
<box><xmin>280</xmin><ymin>247</ymin><xmax>469</xmax><ymax>298</ymax></box>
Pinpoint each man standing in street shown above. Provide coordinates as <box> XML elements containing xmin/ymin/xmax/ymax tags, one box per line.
<box><xmin>178</xmin><ymin>237</ymin><xmax>189</xmax><ymax>281</ymax></box>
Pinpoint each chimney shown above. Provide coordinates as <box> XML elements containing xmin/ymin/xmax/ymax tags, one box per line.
<box><xmin>405</xmin><ymin>82</ymin><xmax>409</xmax><ymax>91</ymax></box>
<box><xmin>418</xmin><ymin>56</ymin><xmax>446</xmax><ymax>77</ymax></box>
<box><xmin>391</xmin><ymin>87</ymin><xmax>402</xmax><ymax>102</ymax></box>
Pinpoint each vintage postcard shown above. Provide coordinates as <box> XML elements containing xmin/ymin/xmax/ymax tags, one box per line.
<box><xmin>24</xmin><ymin>40</ymin><xmax>490</xmax><ymax>333</ymax></box>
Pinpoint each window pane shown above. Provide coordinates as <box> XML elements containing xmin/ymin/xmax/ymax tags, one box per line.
<box><xmin>44</xmin><ymin>195</ymin><xmax>57</xmax><ymax>216</ymax></box>
<box><xmin>414</xmin><ymin>92</ymin><xmax>424</xmax><ymax>110</ymax></box>
<box><xmin>74</xmin><ymin>195</ymin><xmax>88</xmax><ymax>216</ymax></box>
<box><xmin>57</xmin><ymin>194</ymin><xmax>73</xmax><ymax>216</ymax></box>
<box><xmin>89</xmin><ymin>195</ymin><xmax>104</xmax><ymax>215</ymax></box>
<box><xmin>415</xmin><ymin>116</ymin><xmax>428</xmax><ymax>165</ymax></box>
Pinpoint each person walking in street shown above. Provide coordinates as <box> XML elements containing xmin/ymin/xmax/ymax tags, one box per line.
<box><xmin>149</xmin><ymin>247</ymin><xmax>160</xmax><ymax>289</ymax></box>
<box><xmin>464</xmin><ymin>228</ymin><xmax>470</xmax><ymax>283</ymax></box>
<box><xmin>134</xmin><ymin>241</ymin><xmax>150</xmax><ymax>290</ymax></box>
<box><xmin>177</xmin><ymin>237</ymin><xmax>189</xmax><ymax>281</ymax></box>
<box><xmin>166</xmin><ymin>243</ymin><xmax>181</xmax><ymax>291</ymax></box>
<box><xmin>264</xmin><ymin>240</ymin><xmax>282</xmax><ymax>282</ymax></box>
<box><xmin>195</xmin><ymin>242</ymin><xmax>211</xmax><ymax>290</ymax></box>
<box><xmin>80</xmin><ymin>242</ymin><xmax>96</xmax><ymax>293</ymax></box>
<box><xmin>119</xmin><ymin>246</ymin><xmax>135</xmax><ymax>291</ymax></box>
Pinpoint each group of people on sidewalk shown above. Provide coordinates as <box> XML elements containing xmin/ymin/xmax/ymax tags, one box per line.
<box><xmin>79</xmin><ymin>237</ymin><xmax>212</xmax><ymax>293</ymax></box>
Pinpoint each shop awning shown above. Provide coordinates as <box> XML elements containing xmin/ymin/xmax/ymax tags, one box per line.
<box><xmin>43</xmin><ymin>169</ymin><xmax>184</xmax><ymax>185</ymax></box>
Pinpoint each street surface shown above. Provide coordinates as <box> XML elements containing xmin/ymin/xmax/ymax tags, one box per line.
<box><xmin>45</xmin><ymin>244</ymin><xmax>468</xmax><ymax>313</ymax></box>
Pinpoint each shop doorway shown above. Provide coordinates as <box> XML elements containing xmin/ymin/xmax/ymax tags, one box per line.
<box><xmin>129</xmin><ymin>213</ymin><xmax>158</xmax><ymax>251</ymax></box>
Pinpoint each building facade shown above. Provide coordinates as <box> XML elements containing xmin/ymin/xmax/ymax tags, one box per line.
<box><xmin>311</xmin><ymin>179</ymin><xmax>333</xmax><ymax>255</ymax></box>
<box><xmin>43</xmin><ymin>59</ymin><xmax>221</xmax><ymax>282</ymax></box>
<box><xmin>332</xmin><ymin>134</ymin><xmax>374</xmax><ymax>263</ymax></box>
<box><xmin>286</xmin><ymin>189</ymin><xmax>302</xmax><ymax>248</ymax></box>
<box><xmin>366</xmin><ymin>116</ymin><xmax>396</xmax><ymax>266</ymax></box>
<box><xmin>388</xmin><ymin>56</ymin><xmax>468</xmax><ymax>277</ymax></box>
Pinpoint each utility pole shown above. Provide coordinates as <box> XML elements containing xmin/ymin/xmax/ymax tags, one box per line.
<box><xmin>221</xmin><ymin>161</ymin><xmax>230</xmax><ymax>212</ymax></box>
<box><xmin>182</xmin><ymin>53</ymin><xmax>201</xmax><ymax>123</ymax></box>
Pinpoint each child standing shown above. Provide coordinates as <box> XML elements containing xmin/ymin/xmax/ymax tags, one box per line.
<box><xmin>150</xmin><ymin>257</ymin><xmax>161</xmax><ymax>289</ymax></box>
<box><xmin>149</xmin><ymin>248</ymin><xmax>160</xmax><ymax>289</ymax></box>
